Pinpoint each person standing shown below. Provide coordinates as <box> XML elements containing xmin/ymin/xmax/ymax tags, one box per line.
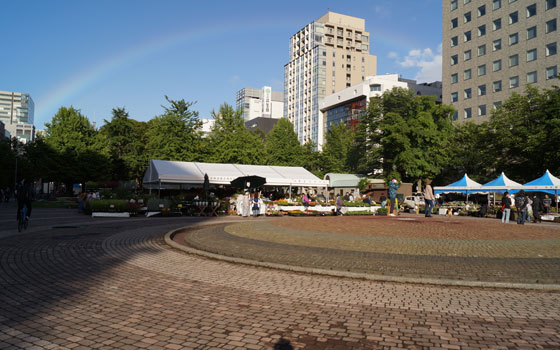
<box><xmin>336</xmin><ymin>194</ymin><xmax>344</xmax><ymax>216</ymax></box>
<box><xmin>423</xmin><ymin>179</ymin><xmax>435</xmax><ymax>217</ymax></box>
<box><xmin>388</xmin><ymin>177</ymin><xmax>400</xmax><ymax>217</ymax></box>
<box><xmin>252</xmin><ymin>192</ymin><xmax>260</xmax><ymax>217</ymax></box>
<box><xmin>514</xmin><ymin>190</ymin><xmax>528</xmax><ymax>225</ymax></box>
<box><xmin>532</xmin><ymin>195</ymin><xmax>543</xmax><ymax>223</ymax></box>
<box><xmin>242</xmin><ymin>191</ymin><xmax>250</xmax><ymax>217</ymax></box>
<box><xmin>543</xmin><ymin>194</ymin><xmax>552</xmax><ymax>214</ymax></box>
<box><xmin>501</xmin><ymin>192</ymin><xmax>512</xmax><ymax>224</ymax></box>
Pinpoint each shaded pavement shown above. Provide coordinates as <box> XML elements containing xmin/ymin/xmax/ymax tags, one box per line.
<box><xmin>0</xmin><ymin>206</ymin><xmax>559</xmax><ymax>349</ymax></box>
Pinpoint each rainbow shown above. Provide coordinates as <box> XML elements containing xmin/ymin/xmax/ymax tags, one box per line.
<box><xmin>35</xmin><ymin>18</ymin><xmax>293</xmax><ymax>127</ymax></box>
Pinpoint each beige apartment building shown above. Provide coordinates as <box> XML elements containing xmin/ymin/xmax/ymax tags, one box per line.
<box><xmin>443</xmin><ymin>0</ymin><xmax>559</xmax><ymax>122</ymax></box>
<box><xmin>284</xmin><ymin>12</ymin><xmax>377</xmax><ymax>148</ymax></box>
<box><xmin>0</xmin><ymin>90</ymin><xmax>35</xmax><ymax>142</ymax></box>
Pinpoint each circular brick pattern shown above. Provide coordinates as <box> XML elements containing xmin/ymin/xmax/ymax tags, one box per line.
<box><xmin>1</xmin><ymin>208</ymin><xmax>559</xmax><ymax>349</ymax></box>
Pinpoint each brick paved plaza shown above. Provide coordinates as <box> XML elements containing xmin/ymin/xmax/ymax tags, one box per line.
<box><xmin>1</xmin><ymin>206</ymin><xmax>560</xmax><ymax>349</ymax></box>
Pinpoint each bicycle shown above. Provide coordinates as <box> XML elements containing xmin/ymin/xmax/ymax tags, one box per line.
<box><xmin>18</xmin><ymin>204</ymin><xmax>28</xmax><ymax>232</ymax></box>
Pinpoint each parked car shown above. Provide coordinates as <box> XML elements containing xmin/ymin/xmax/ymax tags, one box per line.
<box><xmin>403</xmin><ymin>194</ymin><xmax>425</xmax><ymax>208</ymax></box>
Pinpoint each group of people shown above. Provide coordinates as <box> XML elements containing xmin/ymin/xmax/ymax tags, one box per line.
<box><xmin>0</xmin><ymin>187</ymin><xmax>14</xmax><ymax>203</ymax></box>
<box><xmin>501</xmin><ymin>191</ymin><xmax>552</xmax><ymax>224</ymax></box>
<box><xmin>238</xmin><ymin>191</ymin><xmax>263</xmax><ymax>217</ymax></box>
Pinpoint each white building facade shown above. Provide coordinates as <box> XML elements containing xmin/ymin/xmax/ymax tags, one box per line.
<box><xmin>235</xmin><ymin>86</ymin><xmax>283</xmax><ymax>122</ymax></box>
<box><xmin>284</xmin><ymin>12</ymin><xmax>378</xmax><ymax>149</ymax></box>
<box><xmin>0</xmin><ymin>90</ymin><xmax>35</xmax><ymax>143</ymax></box>
<box><xmin>320</xmin><ymin>74</ymin><xmax>442</xmax><ymax>131</ymax></box>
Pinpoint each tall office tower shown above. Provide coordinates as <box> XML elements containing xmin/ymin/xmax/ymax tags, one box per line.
<box><xmin>235</xmin><ymin>86</ymin><xmax>284</xmax><ymax>122</ymax></box>
<box><xmin>443</xmin><ymin>0</ymin><xmax>560</xmax><ymax>123</ymax></box>
<box><xmin>284</xmin><ymin>12</ymin><xmax>377</xmax><ymax>148</ymax></box>
<box><xmin>0</xmin><ymin>91</ymin><xmax>35</xmax><ymax>143</ymax></box>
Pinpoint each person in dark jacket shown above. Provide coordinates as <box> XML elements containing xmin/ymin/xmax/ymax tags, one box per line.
<box><xmin>388</xmin><ymin>178</ymin><xmax>399</xmax><ymax>216</ymax></box>
<box><xmin>543</xmin><ymin>194</ymin><xmax>552</xmax><ymax>214</ymax></box>
<box><xmin>501</xmin><ymin>192</ymin><xmax>512</xmax><ymax>223</ymax></box>
<box><xmin>514</xmin><ymin>190</ymin><xmax>528</xmax><ymax>225</ymax></box>
<box><xmin>532</xmin><ymin>195</ymin><xmax>544</xmax><ymax>223</ymax></box>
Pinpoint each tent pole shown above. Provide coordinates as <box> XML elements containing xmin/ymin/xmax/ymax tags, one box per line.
<box><xmin>556</xmin><ymin>189</ymin><xmax>558</xmax><ymax>213</ymax></box>
<box><xmin>289</xmin><ymin>184</ymin><xmax>292</xmax><ymax>200</ymax></box>
<box><xmin>158</xmin><ymin>180</ymin><xmax>161</xmax><ymax>198</ymax></box>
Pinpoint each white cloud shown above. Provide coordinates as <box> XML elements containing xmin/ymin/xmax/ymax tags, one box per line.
<box><xmin>387</xmin><ymin>51</ymin><xmax>398</xmax><ymax>59</ymax></box>
<box><xmin>396</xmin><ymin>43</ymin><xmax>442</xmax><ymax>82</ymax></box>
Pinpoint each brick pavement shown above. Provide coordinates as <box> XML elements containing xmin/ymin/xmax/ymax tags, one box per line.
<box><xmin>0</xmin><ymin>208</ymin><xmax>559</xmax><ymax>349</ymax></box>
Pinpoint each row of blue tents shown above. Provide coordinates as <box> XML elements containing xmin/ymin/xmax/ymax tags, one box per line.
<box><xmin>434</xmin><ymin>170</ymin><xmax>560</xmax><ymax>196</ymax></box>
<box><xmin>434</xmin><ymin>170</ymin><xmax>560</xmax><ymax>211</ymax></box>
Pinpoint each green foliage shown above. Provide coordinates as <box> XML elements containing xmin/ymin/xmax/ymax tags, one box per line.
<box><xmin>88</xmin><ymin>199</ymin><xmax>128</xmax><ymax>212</ymax></box>
<box><xmin>206</xmin><ymin>104</ymin><xmax>264</xmax><ymax>164</ymax></box>
<box><xmin>145</xmin><ymin>96</ymin><xmax>203</xmax><ymax>162</ymax></box>
<box><xmin>264</xmin><ymin>118</ymin><xmax>303</xmax><ymax>166</ymax></box>
<box><xmin>321</xmin><ymin>122</ymin><xmax>355</xmax><ymax>173</ymax></box>
<box><xmin>358</xmin><ymin>177</ymin><xmax>369</xmax><ymax>192</ymax></box>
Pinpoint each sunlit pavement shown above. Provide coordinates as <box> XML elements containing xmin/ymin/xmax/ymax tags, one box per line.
<box><xmin>1</xmin><ymin>207</ymin><xmax>559</xmax><ymax>349</ymax></box>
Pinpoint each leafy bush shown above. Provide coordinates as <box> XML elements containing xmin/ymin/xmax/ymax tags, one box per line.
<box><xmin>346</xmin><ymin>210</ymin><xmax>372</xmax><ymax>215</ymax></box>
<box><xmin>89</xmin><ymin>199</ymin><xmax>128</xmax><ymax>212</ymax></box>
<box><xmin>147</xmin><ymin>198</ymin><xmax>173</xmax><ymax>211</ymax></box>
<box><xmin>376</xmin><ymin>207</ymin><xmax>388</xmax><ymax>215</ymax></box>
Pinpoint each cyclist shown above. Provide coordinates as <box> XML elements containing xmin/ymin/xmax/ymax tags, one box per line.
<box><xmin>16</xmin><ymin>179</ymin><xmax>33</xmax><ymax>223</ymax></box>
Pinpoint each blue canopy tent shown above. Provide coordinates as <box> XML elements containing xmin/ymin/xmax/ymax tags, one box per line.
<box><xmin>522</xmin><ymin>170</ymin><xmax>560</xmax><ymax>211</ymax></box>
<box><xmin>434</xmin><ymin>174</ymin><xmax>483</xmax><ymax>203</ymax></box>
<box><xmin>481</xmin><ymin>172</ymin><xmax>523</xmax><ymax>193</ymax></box>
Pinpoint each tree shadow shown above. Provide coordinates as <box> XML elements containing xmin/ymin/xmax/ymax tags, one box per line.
<box><xmin>274</xmin><ymin>338</ymin><xmax>293</xmax><ymax>350</ymax></box>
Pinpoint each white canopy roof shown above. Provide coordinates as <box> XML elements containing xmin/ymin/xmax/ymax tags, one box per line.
<box><xmin>143</xmin><ymin>160</ymin><xmax>328</xmax><ymax>188</ymax></box>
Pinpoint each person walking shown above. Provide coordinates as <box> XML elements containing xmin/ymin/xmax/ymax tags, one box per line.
<box><xmin>388</xmin><ymin>177</ymin><xmax>399</xmax><ymax>217</ymax></box>
<box><xmin>423</xmin><ymin>179</ymin><xmax>435</xmax><ymax>217</ymax></box>
<box><xmin>242</xmin><ymin>191</ymin><xmax>250</xmax><ymax>217</ymax></box>
<box><xmin>335</xmin><ymin>194</ymin><xmax>344</xmax><ymax>216</ymax></box>
<box><xmin>501</xmin><ymin>192</ymin><xmax>512</xmax><ymax>224</ymax></box>
<box><xmin>532</xmin><ymin>195</ymin><xmax>543</xmax><ymax>223</ymax></box>
<box><xmin>514</xmin><ymin>190</ymin><xmax>528</xmax><ymax>225</ymax></box>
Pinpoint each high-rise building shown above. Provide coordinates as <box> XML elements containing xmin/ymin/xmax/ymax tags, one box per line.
<box><xmin>443</xmin><ymin>0</ymin><xmax>560</xmax><ymax>123</ymax></box>
<box><xmin>320</xmin><ymin>74</ymin><xmax>442</xmax><ymax>132</ymax></box>
<box><xmin>235</xmin><ymin>86</ymin><xmax>284</xmax><ymax>122</ymax></box>
<box><xmin>0</xmin><ymin>90</ymin><xmax>35</xmax><ymax>143</ymax></box>
<box><xmin>284</xmin><ymin>12</ymin><xmax>377</xmax><ymax>148</ymax></box>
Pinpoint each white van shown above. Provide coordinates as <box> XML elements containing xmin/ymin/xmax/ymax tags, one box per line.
<box><xmin>403</xmin><ymin>193</ymin><xmax>425</xmax><ymax>208</ymax></box>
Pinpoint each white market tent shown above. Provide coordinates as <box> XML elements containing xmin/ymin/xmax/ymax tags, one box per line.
<box><xmin>143</xmin><ymin>159</ymin><xmax>328</xmax><ymax>190</ymax></box>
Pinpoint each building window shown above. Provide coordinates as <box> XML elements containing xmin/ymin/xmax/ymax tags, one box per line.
<box><xmin>464</xmin><ymin>11</ymin><xmax>472</xmax><ymax>23</ymax></box>
<box><xmin>370</xmin><ymin>84</ymin><xmax>381</xmax><ymax>91</ymax></box>
<box><xmin>451</xmin><ymin>17</ymin><xmax>458</xmax><ymax>28</ymax></box>
<box><xmin>527</xmin><ymin>71</ymin><xmax>537</xmax><ymax>83</ymax></box>
<box><xmin>478</xmin><ymin>84</ymin><xmax>486</xmax><ymax>96</ymax></box>
<box><xmin>493</xmin><ymin>80</ymin><xmax>502</xmax><ymax>92</ymax></box>
<box><xmin>451</xmin><ymin>73</ymin><xmax>458</xmax><ymax>83</ymax></box>
<box><xmin>478</xmin><ymin>5</ymin><xmax>486</xmax><ymax>16</ymax></box>
<box><xmin>478</xmin><ymin>44</ymin><xmax>486</xmax><ymax>56</ymax></box>
<box><xmin>451</xmin><ymin>36</ymin><xmax>458</xmax><ymax>47</ymax></box>
<box><xmin>464</xmin><ymin>50</ymin><xmax>472</xmax><ymax>61</ymax></box>
<box><xmin>452</xmin><ymin>112</ymin><xmax>458</xmax><ymax>120</ymax></box>
<box><xmin>493</xmin><ymin>39</ymin><xmax>502</xmax><ymax>51</ymax></box>
<box><xmin>546</xmin><ymin>19</ymin><xmax>557</xmax><ymax>33</ymax></box>
<box><xmin>464</xmin><ymin>31</ymin><xmax>471</xmax><ymax>42</ymax></box>
<box><xmin>509</xmin><ymin>54</ymin><xmax>519</xmax><ymax>67</ymax></box>
<box><xmin>451</xmin><ymin>54</ymin><xmax>458</xmax><ymax>65</ymax></box>
<box><xmin>509</xmin><ymin>32</ymin><xmax>519</xmax><ymax>45</ymax></box>
<box><xmin>465</xmin><ymin>108</ymin><xmax>472</xmax><ymax>119</ymax></box>
<box><xmin>478</xmin><ymin>64</ymin><xmax>487</xmax><ymax>76</ymax></box>
<box><xmin>478</xmin><ymin>25</ymin><xmax>486</xmax><ymax>36</ymax></box>
<box><xmin>546</xmin><ymin>42</ymin><xmax>557</xmax><ymax>56</ymax></box>
<box><xmin>493</xmin><ymin>59</ymin><xmax>502</xmax><ymax>72</ymax></box>
<box><xmin>546</xmin><ymin>66</ymin><xmax>558</xmax><ymax>80</ymax></box>
<box><xmin>527</xmin><ymin>26</ymin><xmax>537</xmax><ymax>39</ymax></box>
<box><xmin>464</xmin><ymin>88</ymin><xmax>472</xmax><ymax>99</ymax></box>
<box><xmin>451</xmin><ymin>92</ymin><xmax>459</xmax><ymax>102</ymax></box>
<box><xmin>509</xmin><ymin>11</ymin><xmax>518</xmax><ymax>24</ymax></box>
<box><xmin>464</xmin><ymin>69</ymin><xmax>472</xmax><ymax>80</ymax></box>
<box><xmin>493</xmin><ymin>18</ymin><xmax>502</xmax><ymax>31</ymax></box>
<box><xmin>493</xmin><ymin>0</ymin><xmax>501</xmax><ymax>10</ymax></box>
<box><xmin>527</xmin><ymin>4</ymin><xmax>537</xmax><ymax>17</ymax></box>
<box><xmin>527</xmin><ymin>48</ymin><xmax>537</xmax><ymax>61</ymax></box>
<box><xmin>509</xmin><ymin>0</ymin><xmax>517</xmax><ymax>3</ymax></box>
<box><xmin>494</xmin><ymin>101</ymin><xmax>502</xmax><ymax>109</ymax></box>
<box><xmin>478</xmin><ymin>105</ymin><xmax>487</xmax><ymax>116</ymax></box>
<box><xmin>509</xmin><ymin>76</ymin><xmax>519</xmax><ymax>88</ymax></box>
<box><xmin>451</xmin><ymin>0</ymin><xmax>458</xmax><ymax>10</ymax></box>
<box><xmin>464</xmin><ymin>0</ymin><xmax>471</xmax><ymax>3</ymax></box>
<box><xmin>546</xmin><ymin>0</ymin><xmax>556</xmax><ymax>10</ymax></box>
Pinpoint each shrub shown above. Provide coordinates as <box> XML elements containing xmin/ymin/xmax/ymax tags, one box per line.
<box><xmin>89</xmin><ymin>199</ymin><xmax>128</xmax><ymax>212</ymax></box>
<box><xmin>147</xmin><ymin>198</ymin><xmax>173</xmax><ymax>211</ymax></box>
<box><xmin>376</xmin><ymin>207</ymin><xmax>388</xmax><ymax>215</ymax></box>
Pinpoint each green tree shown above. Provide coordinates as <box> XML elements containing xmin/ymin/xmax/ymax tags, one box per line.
<box><xmin>264</xmin><ymin>118</ymin><xmax>303</xmax><ymax>166</ymax></box>
<box><xmin>145</xmin><ymin>96</ymin><xmax>203</xmax><ymax>162</ymax></box>
<box><xmin>0</xmin><ymin>138</ymin><xmax>17</xmax><ymax>187</ymax></box>
<box><xmin>44</xmin><ymin>106</ymin><xmax>110</xmax><ymax>189</ymax></box>
<box><xmin>486</xmin><ymin>84</ymin><xmax>560</xmax><ymax>181</ymax></box>
<box><xmin>206</xmin><ymin>104</ymin><xmax>264</xmax><ymax>164</ymax></box>
<box><xmin>321</xmin><ymin>122</ymin><xmax>355</xmax><ymax>174</ymax></box>
<box><xmin>361</xmin><ymin>88</ymin><xmax>454</xmax><ymax>183</ymax></box>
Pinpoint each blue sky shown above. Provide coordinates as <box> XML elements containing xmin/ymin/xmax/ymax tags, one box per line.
<box><xmin>1</xmin><ymin>0</ymin><xmax>442</xmax><ymax>129</ymax></box>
